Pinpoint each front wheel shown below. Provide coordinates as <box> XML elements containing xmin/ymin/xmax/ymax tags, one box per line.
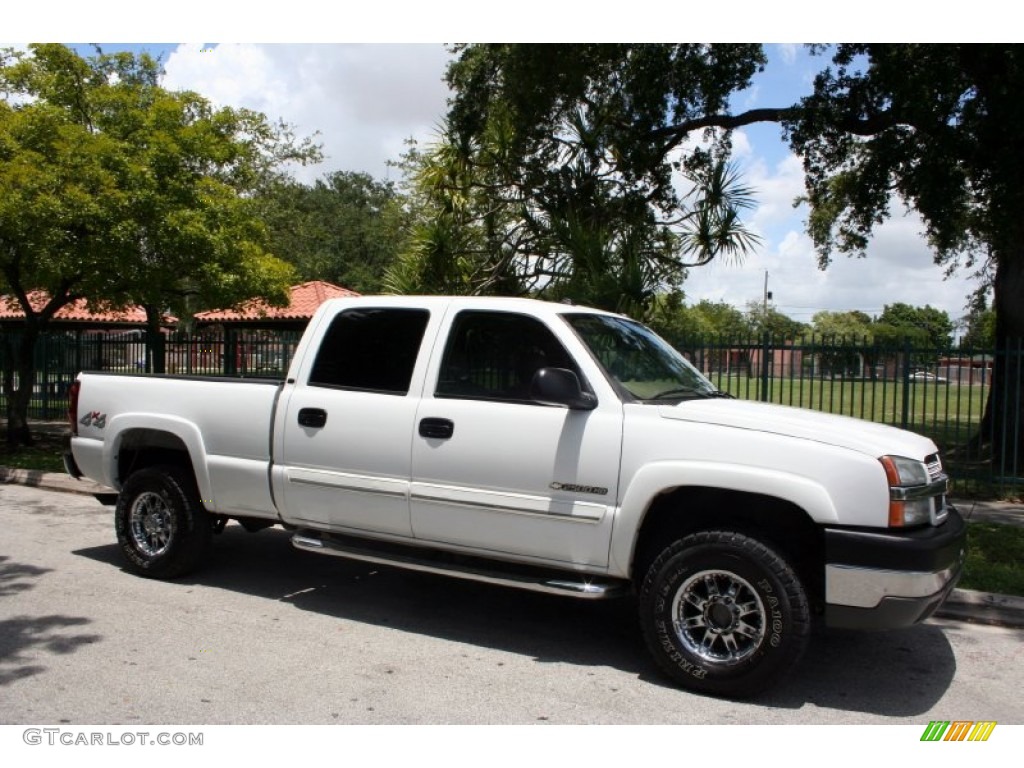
<box><xmin>114</xmin><ymin>465</ymin><xmax>211</xmax><ymax>579</ymax></box>
<box><xmin>638</xmin><ymin>530</ymin><xmax>810</xmax><ymax>698</ymax></box>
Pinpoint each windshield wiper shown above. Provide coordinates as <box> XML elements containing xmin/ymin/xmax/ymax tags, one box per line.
<box><xmin>650</xmin><ymin>387</ymin><xmax>733</xmax><ymax>401</ymax></box>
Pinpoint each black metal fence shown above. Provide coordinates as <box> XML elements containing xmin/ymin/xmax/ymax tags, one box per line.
<box><xmin>2</xmin><ymin>328</ymin><xmax>1021</xmax><ymax>494</ymax></box>
<box><xmin>670</xmin><ymin>334</ymin><xmax>1021</xmax><ymax>495</ymax></box>
<box><xmin>0</xmin><ymin>329</ymin><xmax>302</xmax><ymax>419</ymax></box>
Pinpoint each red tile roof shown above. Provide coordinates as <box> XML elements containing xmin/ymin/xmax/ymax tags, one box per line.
<box><xmin>0</xmin><ymin>281</ymin><xmax>356</xmax><ymax>326</ymax></box>
<box><xmin>193</xmin><ymin>281</ymin><xmax>359</xmax><ymax>323</ymax></box>
<box><xmin>0</xmin><ymin>292</ymin><xmax>154</xmax><ymax>324</ymax></box>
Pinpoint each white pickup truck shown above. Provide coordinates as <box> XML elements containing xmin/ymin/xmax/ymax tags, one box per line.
<box><xmin>65</xmin><ymin>296</ymin><xmax>966</xmax><ymax>697</ymax></box>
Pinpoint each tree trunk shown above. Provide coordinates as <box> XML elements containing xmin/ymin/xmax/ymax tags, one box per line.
<box><xmin>144</xmin><ymin>305</ymin><xmax>166</xmax><ymax>374</ymax></box>
<box><xmin>976</xmin><ymin>251</ymin><xmax>1024</xmax><ymax>476</ymax></box>
<box><xmin>2</xmin><ymin>324</ymin><xmax>40</xmax><ymax>447</ymax></box>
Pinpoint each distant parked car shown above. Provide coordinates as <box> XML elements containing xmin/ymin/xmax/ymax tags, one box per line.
<box><xmin>911</xmin><ymin>371</ymin><xmax>949</xmax><ymax>384</ymax></box>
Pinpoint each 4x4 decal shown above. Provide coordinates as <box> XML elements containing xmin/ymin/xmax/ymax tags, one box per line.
<box><xmin>80</xmin><ymin>411</ymin><xmax>107</xmax><ymax>429</ymax></box>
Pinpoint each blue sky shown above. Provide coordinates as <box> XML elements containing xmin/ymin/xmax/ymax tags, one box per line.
<box><xmin>14</xmin><ymin>33</ymin><xmax>997</xmax><ymax>327</ymax></box>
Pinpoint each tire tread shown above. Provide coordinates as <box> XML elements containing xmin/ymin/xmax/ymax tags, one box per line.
<box><xmin>638</xmin><ymin>529</ymin><xmax>810</xmax><ymax>698</ymax></box>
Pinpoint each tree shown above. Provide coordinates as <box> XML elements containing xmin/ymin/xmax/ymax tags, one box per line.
<box><xmin>745</xmin><ymin>301</ymin><xmax>807</xmax><ymax>340</ymax></box>
<box><xmin>960</xmin><ymin>304</ymin><xmax>996</xmax><ymax>350</ymax></box>
<box><xmin>811</xmin><ymin>310</ymin><xmax>874</xmax><ymax>341</ymax></box>
<box><xmin>384</xmin><ymin>133</ymin><xmax>532</xmax><ymax>298</ymax></box>
<box><xmin>874</xmin><ymin>303</ymin><xmax>954</xmax><ymax>351</ymax></box>
<box><xmin>259</xmin><ymin>171</ymin><xmax>407</xmax><ymax>294</ymax></box>
<box><xmin>0</xmin><ymin>44</ymin><xmax>317</xmax><ymax>445</ymax></box>
<box><xmin>648</xmin><ymin>296</ymin><xmax>752</xmax><ymax>344</ymax></box>
<box><xmin>811</xmin><ymin>310</ymin><xmax>875</xmax><ymax>378</ymax></box>
<box><xmin>444</xmin><ymin>43</ymin><xmax>1024</xmax><ymax>468</ymax></box>
<box><xmin>393</xmin><ymin>45</ymin><xmax>764</xmax><ymax>314</ymax></box>
<box><xmin>785</xmin><ymin>45</ymin><xmax>1024</xmax><ymax>466</ymax></box>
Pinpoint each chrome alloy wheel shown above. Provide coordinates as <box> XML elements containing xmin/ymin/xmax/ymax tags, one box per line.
<box><xmin>671</xmin><ymin>569</ymin><xmax>767</xmax><ymax>666</ymax></box>
<box><xmin>128</xmin><ymin>491</ymin><xmax>176</xmax><ymax>557</ymax></box>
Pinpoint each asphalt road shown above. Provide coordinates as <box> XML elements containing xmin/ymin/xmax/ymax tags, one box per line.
<box><xmin>1</xmin><ymin>483</ymin><xmax>1023</xmax><ymax>725</ymax></box>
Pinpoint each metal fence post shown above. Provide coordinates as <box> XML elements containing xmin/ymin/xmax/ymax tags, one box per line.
<box><xmin>40</xmin><ymin>333</ymin><xmax>49</xmax><ymax>419</ymax></box>
<box><xmin>900</xmin><ymin>337</ymin><xmax>912</xmax><ymax>430</ymax></box>
<box><xmin>760</xmin><ymin>331</ymin><xmax>771</xmax><ymax>402</ymax></box>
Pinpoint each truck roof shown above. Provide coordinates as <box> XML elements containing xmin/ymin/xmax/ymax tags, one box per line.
<box><xmin>315</xmin><ymin>294</ymin><xmax>623</xmax><ymax>320</ymax></box>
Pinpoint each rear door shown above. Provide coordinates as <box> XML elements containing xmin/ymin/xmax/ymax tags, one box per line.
<box><xmin>274</xmin><ymin>304</ymin><xmax>435</xmax><ymax>536</ymax></box>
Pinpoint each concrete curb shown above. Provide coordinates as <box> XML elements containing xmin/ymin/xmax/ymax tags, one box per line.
<box><xmin>934</xmin><ymin>589</ymin><xmax>1024</xmax><ymax>629</ymax></box>
<box><xmin>2</xmin><ymin>465</ymin><xmax>1023</xmax><ymax>629</ymax></box>
<box><xmin>0</xmin><ymin>466</ymin><xmax>113</xmax><ymax>495</ymax></box>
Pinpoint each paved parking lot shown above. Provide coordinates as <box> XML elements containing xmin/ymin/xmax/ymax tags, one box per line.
<box><xmin>2</xmin><ymin>483</ymin><xmax>1023</xmax><ymax>725</ymax></box>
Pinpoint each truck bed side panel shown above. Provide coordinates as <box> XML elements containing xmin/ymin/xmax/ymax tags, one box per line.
<box><xmin>74</xmin><ymin>373</ymin><xmax>282</xmax><ymax>518</ymax></box>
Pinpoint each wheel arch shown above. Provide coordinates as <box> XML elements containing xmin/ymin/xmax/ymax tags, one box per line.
<box><xmin>105</xmin><ymin>415</ymin><xmax>212</xmax><ymax>504</ymax></box>
<box><xmin>633</xmin><ymin>487</ymin><xmax>825</xmax><ymax>606</ymax></box>
<box><xmin>613</xmin><ymin>464</ymin><xmax>832</xmax><ymax>606</ymax></box>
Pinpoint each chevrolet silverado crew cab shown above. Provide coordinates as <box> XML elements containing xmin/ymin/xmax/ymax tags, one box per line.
<box><xmin>65</xmin><ymin>296</ymin><xmax>966</xmax><ymax>698</ymax></box>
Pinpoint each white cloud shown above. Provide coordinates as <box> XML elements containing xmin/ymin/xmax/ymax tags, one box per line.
<box><xmin>739</xmin><ymin>149</ymin><xmax>805</xmax><ymax>234</ymax></box>
<box><xmin>729</xmin><ymin>130</ymin><xmax>754</xmax><ymax>160</ymax></box>
<box><xmin>775</xmin><ymin>44</ymin><xmax>799</xmax><ymax>65</ymax></box>
<box><xmin>152</xmin><ymin>42</ymin><xmax>981</xmax><ymax>322</ymax></box>
<box><xmin>683</xmin><ymin>157</ymin><xmax>980</xmax><ymax>325</ymax></box>
<box><xmin>161</xmin><ymin>43</ymin><xmax>452</xmax><ymax>183</ymax></box>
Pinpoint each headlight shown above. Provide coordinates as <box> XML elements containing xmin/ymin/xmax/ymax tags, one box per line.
<box><xmin>879</xmin><ymin>455</ymin><xmax>936</xmax><ymax>527</ymax></box>
<box><xmin>880</xmin><ymin>455</ymin><xmax>930</xmax><ymax>487</ymax></box>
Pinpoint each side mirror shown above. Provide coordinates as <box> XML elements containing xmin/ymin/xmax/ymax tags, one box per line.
<box><xmin>529</xmin><ymin>367</ymin><xmax>597</xmax><ymax>411</ymax></box>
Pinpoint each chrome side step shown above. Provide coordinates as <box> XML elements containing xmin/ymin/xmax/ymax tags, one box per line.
<box><xmin>291</xmin><ymin>532</ymin><xmax>628</xmax><ymax>600</ymax></box>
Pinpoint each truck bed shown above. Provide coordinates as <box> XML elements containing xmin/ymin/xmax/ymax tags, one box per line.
<box><xmin>70</xmin><ymin>372</ymin><xmax>284</xmax><ymax>518</ymax></box>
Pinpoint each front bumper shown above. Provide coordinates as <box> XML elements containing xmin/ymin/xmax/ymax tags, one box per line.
<box><xmin>824</xmin><ymin>506</ymin><xmax>967</xmax><ymax>630</ymax></box>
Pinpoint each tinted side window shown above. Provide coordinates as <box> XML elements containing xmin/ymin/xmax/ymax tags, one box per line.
<box><xmin>309</xmin><ymin>308</ymin><xmax>429</xmax><ymax>394</ymax></box>
<box><xmin>436</xmin><ymin>311</ymin><xmax>579</xmax><ymax>402</ymax></box>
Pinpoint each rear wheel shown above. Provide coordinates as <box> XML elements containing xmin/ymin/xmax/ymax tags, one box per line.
<box><xmin>115</xmin><ymin>465</ymin><xmax>211</xmax><ymax>579</ymax></box>
<box><xmin>638</xmin><ymin>530</ymin><xmax>810</xmax><ymax>698</ymax></box>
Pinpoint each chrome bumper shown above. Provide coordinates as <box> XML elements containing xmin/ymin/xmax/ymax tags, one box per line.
<box><xmin>823</xmin><ymin>506</ymin><xmax>967</xmax><ymax>630</ymax></box>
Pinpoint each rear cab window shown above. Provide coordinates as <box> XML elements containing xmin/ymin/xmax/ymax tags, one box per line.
<box><xmin>308</xmin><ymin>308</ymin><xmax>430</xmax><ymax>395</ymax></box>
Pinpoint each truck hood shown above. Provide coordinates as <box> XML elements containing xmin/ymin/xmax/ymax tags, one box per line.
<box><xmin>658</xmin><ymin>398</ymin><xmax>937</xmax><ymax>459</ymax></box>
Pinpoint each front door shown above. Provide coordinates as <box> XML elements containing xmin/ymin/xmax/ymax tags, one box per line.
<box><xmin>410</xmin><ymin>309</ymin><xmax>622</xmax><ymax>567</ymax></box>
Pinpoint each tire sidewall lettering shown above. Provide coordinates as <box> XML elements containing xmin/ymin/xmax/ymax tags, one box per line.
<box><xmin>114</xmin><ymin>466</ymin><xmax>210</xmax><ymax>580</ymax></box>
<box><xmin>639</xmin><ymin>532</ymin><xmax>809</xmax><ymax>697</ymax></box>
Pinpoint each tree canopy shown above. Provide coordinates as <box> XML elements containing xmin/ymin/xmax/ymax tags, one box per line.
<box><xmin>811</xmin><ymin>310</ymin><xmax>874</xmax><ymax>341</ymax></box>
<box><xmin>387</xmin><ymin>44</ymin><xmax>764</xmax><ymax>315</ymax></box>
<box><xmin>744</xmin><ymin>301</ymin><xmax>808</xmax><ymax>340</ymax></box>
<box><xmin>259</xmin><ymin>171</ymin><xmax>406</xmax><ymax>294</ymax></box>
<box><xmin>0</xmin><ymin>44</ymin><xmax>318</xmax><ymax>444</ymax></box>
<box><xmin>873</xmin><ymin>303</ymin><xmax>955</xmax><ymax>350</ymax></box>
<box><xmin>960</xmin><ymin>304</ymin><xmax>996</xmax><ymax>350</ymax></box>
<box><xmin>441</xmin><ymin>43</ymin><xmax>1024</xmax><ymax>467</ymax></box>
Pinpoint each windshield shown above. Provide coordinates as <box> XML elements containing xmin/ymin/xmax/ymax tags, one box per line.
<box><xmin>563</xmin><ymin>313</ymin><xmax>719</xmax><ymax>402</ymax></box>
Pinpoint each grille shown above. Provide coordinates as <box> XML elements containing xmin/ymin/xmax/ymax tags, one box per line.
<box><xmin>925</xmin><ymin>453</ymin><xmax>949</xmax><ymax>525</ymax></box>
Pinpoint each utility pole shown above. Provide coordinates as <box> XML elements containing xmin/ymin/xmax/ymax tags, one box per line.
<box><xmin>762</xmin><ymin>270</ymin><xmax>772</xmax><ymax>326</ymax></box>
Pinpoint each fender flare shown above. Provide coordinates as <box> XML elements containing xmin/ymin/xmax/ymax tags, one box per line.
<box><xmin>609</xmin><ymin>461</ymin><xmax>838</xmax><ymax>577</ymax></box>
<box><xmin>103</xmin><ymin>413</ymin><xmax>214</xmax><ymax>507</ymax></box>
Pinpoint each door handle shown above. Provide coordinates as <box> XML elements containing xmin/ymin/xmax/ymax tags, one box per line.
<box><xmin>419</xmin><ymin>417</ymin><xmax>454</xmax><ymax>440</ymax></box>
<box><xmin>298</xmin><ymin>407</ymin><xmax>328</xmax><ymax>428</ymax></box>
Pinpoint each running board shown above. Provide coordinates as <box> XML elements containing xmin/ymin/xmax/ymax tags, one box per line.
<box><xmin>291</xmin><ymin>532</ymin><xmax>628</xmax><ymax>600</ymax></box>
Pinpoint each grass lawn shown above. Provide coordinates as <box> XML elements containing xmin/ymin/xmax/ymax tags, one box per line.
<box><xmin>959</xmin><ymin>522</ymin><xmax>1024</xmax><ymax>597</ymax></box>
<box><xmin>0</xmin><ymin>429</ymin><xmax>66</xmax><ymax>473</ymax></box>
<box><xmin>714</xmin><ymin>375</ymin><xmax>990</xmax><ymax>450</ymax></box>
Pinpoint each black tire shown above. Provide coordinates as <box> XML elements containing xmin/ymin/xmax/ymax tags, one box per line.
<box><xmin>638</xmin><ymin>530</ymin><xmax>810</xmax><ymax>698</ymax></box>
<box><xmin>114</xmin><ymin>465</ymin><xmax>212</xmax><ymax>579</ymax></box>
